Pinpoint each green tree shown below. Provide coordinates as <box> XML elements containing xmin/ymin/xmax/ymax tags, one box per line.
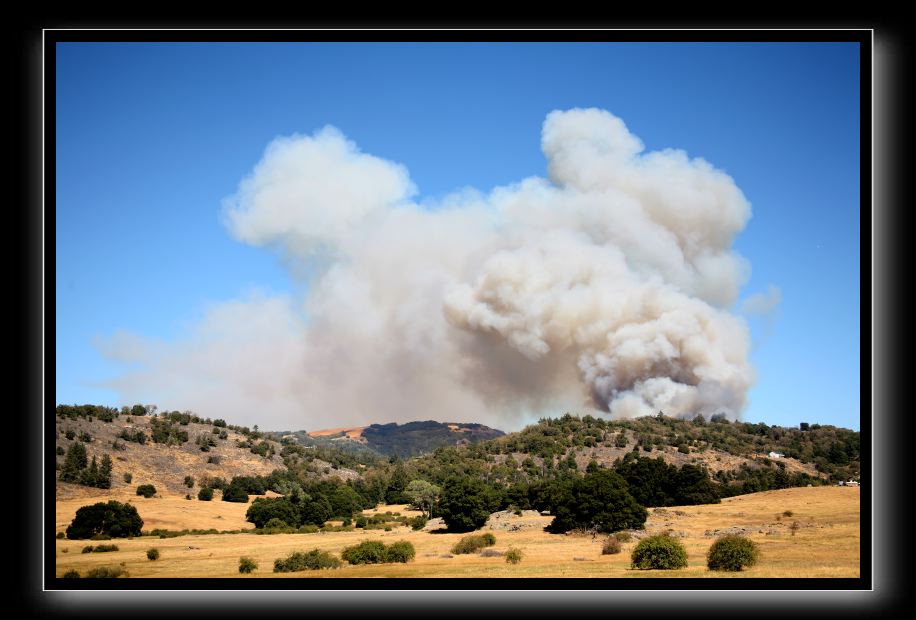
<box><xmin>65</xmin><ymin>500</ymin><xmax>143</xmax><ymax>539</ymax></box>
<box><xmin>97</xmin><ymin>454</ymin><xmax>113</xmax><ymax>489</ymax></box>
<box><xmin>540</xmin><ymin>469</ymin><xmax>647</xmax><ymax>534</ymax></box>
<box><xmin>246</xmin><ymin>497</ymin><xmax>300</xmax><ymax>529</ymax></box>
<box><xmin>405</xmin><ymin>479</ymin><xmax>440</xmax><ymax>518</ymax></box>
<box><xmin>437</xmin><ymin>476</ymin><xmax>501</xmax><ymax>532</ymax></box>
<box><xmin>59</xmin><ymin>442</ymin><xmax>88</xmax><ymax>483</ymax></box>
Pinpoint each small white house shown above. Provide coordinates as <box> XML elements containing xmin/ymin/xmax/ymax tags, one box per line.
<box><xmin>768</xmin><ymin>451</ymin><xmax>785</xmax><ymax>459</ymax></box>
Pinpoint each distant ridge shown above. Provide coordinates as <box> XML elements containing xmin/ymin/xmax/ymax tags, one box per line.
<box><xmin>302</xmin><ymin>420</ymin><xmax>505</xmax><ymax>458</ymax></box>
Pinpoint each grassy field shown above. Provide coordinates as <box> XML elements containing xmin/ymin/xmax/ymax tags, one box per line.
<box><xmin>55</xmin><ymin>486</ymin><xmax>859</xmax><ymax>578</ymax></box>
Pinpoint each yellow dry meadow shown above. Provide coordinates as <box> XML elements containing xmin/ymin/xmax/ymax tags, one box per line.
<box><xmin>55</xmin><ymin>485</ymin><xmax>859</xmax><ymax>578</ymax></box>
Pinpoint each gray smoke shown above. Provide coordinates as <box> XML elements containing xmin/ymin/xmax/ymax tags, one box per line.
<box><xmin>101</xmin><ymin>108</ymin><xmax>756</xmax><ymax>430</ymax></box>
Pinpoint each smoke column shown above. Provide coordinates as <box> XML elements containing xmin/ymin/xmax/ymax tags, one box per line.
<box><xmin>103</xmin><ymin>109</ymin><xmax>756</xmax><ymax>430</ymax></box>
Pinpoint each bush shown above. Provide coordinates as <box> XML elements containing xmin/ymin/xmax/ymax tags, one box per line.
<box><xmin>66</xmin><ymin>500</ymin><xmax>143</xmax><ymax>539</ymax></box>
<box><xmin>706</xmin><ymin>535</ymin><xmax>759</xmax><ymax>571</ymax></box>
<box><xmin>123</xmin><ymin>473</ymin><xmax>132</xmax><ymax>484</ymax></box>
<box><xmin>384</xmin><ymin>540</ymin><xmax>416</xmax><ymax>563</ymax></box>
<box><xmin>239</xmin><ymin>557</ymin><xmax>257</xmax><ymax>573</ymax></box>
<box><xmin>409</xmin><ymin>515</ymin><xmax>428</xmax><ymax>530</ymax></box>
<box><xmin>263</xmin><ymin>518</ymin><xmax>289</xmax><ymax>529</ymax></box>
<box><xmin>197</xmin><ymin>487</ymin><xmax>214</xmax><ymax>501</ymax></box>
<box><xmin>62</xmin><ymin>570</ymin><xmax>80</xmax><ymax>578</ymax></box>
<box><xmin>298</xmin><ymin>524</ymin><xmax>320</xmax><ymax>534</ymax></box>
<box><xmin>56</xmin><ymin>532</ymin><xmax>65</xmax><ymax>539</ymax></box>
<box><xmin>136</xmin><ymin>484</ymin><xmax>156</xmax><ymax>498</ymax></box>
<box><xmin>615</xmin><ymin>531</ymin><xmax>632</xmax><ymax>543</ymax></box>
<box><xmin>91</xmin><ymin>543</ymin><xmax>119</xmax><ymax>552</ymax></box>
<box><xmin>146</xmin><ymin>548</ymin><xmax>160</xmax><ymax>561</ymax></box>
<box><xmin>184</xmin><ymin>476</ymin><xmax>194</xmax><ymax>488</ymax></box>
<box><xmin>602</xmin><ymin>537</ymin><xmax>622</xmax><ymax>555</ymax></box>
<box><xmin>221</xmin><ymin>484</ymin><xmax>249</xmax><ymax>503</ymax></box>
<box><xmin>451</xmin><ymin>533</ymin><xmax>497</xmax><ymax>555</ymax></box>
<box><xmin>505</xmin><ymin>547</ymin><xmax>523</xmax><ymax>564</ymax></box>
<box><xmin>273</xmin><ymin>549</ymin><xmax>342</xmax><ymax>572</ymax></box>
<box><xmin>84</xmin><ymin>566</ymin><xmax>124</xmax><ymax>578</ymax></box>
<box><xmin>342</xmin><ymin>540</ymin><xmax>388</xmax><ymax>565</ymax></box>
<box><xmin>630</xmin><ymin>534</ymin><xmax>688</xmax><ymax>570</ymax></box>
<box><xmin>480</xmin><ymin>549</ymin><xmax>503</xmax><ymax>557</ymax></box>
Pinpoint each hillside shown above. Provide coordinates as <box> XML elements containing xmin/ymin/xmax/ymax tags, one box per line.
<box><xmin>54</xmin><ymin>408</ymin><xmax>359</xmax><ymax>500</ymax></box>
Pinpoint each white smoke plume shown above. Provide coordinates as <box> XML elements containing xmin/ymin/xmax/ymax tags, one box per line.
<box><xmin>101</xmin><ymin>108</ymin><xmax>756</xmax><ymax>430</ymax></box>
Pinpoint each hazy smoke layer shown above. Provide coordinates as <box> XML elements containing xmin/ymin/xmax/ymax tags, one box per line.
<box><xmin>102</xmin><ymin>108</ymin><xmax>756</xmax><ymax>430</ymax></box>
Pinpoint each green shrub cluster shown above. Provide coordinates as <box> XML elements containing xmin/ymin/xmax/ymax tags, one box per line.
<box><xmin>505</xmin><ymin>547</ymin><xmax>523</xmax><ymax>564</ymax></box>
<box><xmin>82</xmin><ymin>543</ymin><xmax>118</xmax><ymax>553</ymax></box>
<box><xmin>273</xmin><ymin>549</ymin><xmax>342</xmax><ymax>572</ymax></box>
<box><xmin>84</xmin><ymin>566</ymin><xmax>124</xmax><ymax>578</ymax></box>
<box><xmin>602</xmin><ymin>537</ymin><xmax>622</xmax><ymax>555</ymax></box>
<box><xmin>341</xmin><ymin>540</ymin><xmax>416</xmax><ymax>564</ymax></box>
<box><xmin>136</xmin><ymin>484</ymin><xmax>156</xmax><ymax>498</ymax></box>
<box><xmin>630</xmin><ymin>534</ymin><xmax>688</xmax><ymax>570</ymax></box>
<box><xmin>146</xmin><ymin>548</ymin><xmax>160</xmax><ymax>560</ymax></box>
<box><xmin>706</xmin><ymin>535</ymin><xmax>759</xmax><ymax>571</ymax></box>
<box><xmin>239</xmin><ymin>557</ymin><xmax>257</xmax><ymax>573</ymax></box>
<box><xmin>451</xmin><ymin>533</ymin><xmax>497</xmax><ymax>555</ymax></box>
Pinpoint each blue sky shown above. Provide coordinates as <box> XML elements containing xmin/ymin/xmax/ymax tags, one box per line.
<box><xmin>55</xmin><ymin>41</ymin><xmax>861</xmax><ymax>431</ymax></box>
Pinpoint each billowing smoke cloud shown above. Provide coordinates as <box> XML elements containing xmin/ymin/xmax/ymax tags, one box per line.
<box><xmin>101</xmin><ymin>108</ymin><xmax>757</xmax><ymax>430</ymax></box>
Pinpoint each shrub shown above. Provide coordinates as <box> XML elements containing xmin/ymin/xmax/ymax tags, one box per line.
<box><xmin>341</xmin><ymin>540</ymin><xmax>388</xmax><ymax>564</ymax></box>
<box><xmin>123</xmin><ymin>473</ymin><xmax>132</xmax><ymax>484</ymax></box>
<box><xmin>207</xmin><ymin>455</ymin><xmax>221</xmax><ymax>464</ymax></box>
<box><xmin>614</xmin><ymin>531</ymin><xmax>632</xmax><ymax>543</ymax></box>
<box><xmin>91</xmin><ymin>543</ymin><xmax>119</xmax><ymax>552</ymax></box>
<box><xmin>354</xmin><ymin>516</ymin><xmax>367</xmax><ymax>528</ymax></box>
<box><xmin>384</xmin><ymin>540</ymin><xmax>416</xmax><ymax>563</ymax></box>
<box><xmin>146</xmin><ymin>548</ymin><xmax>160</xmax><ymax>561</ymax></box>
<box><xmin>274</xmin><ymin>549</ymin><xmax>342</xmax><ymax>572</ymax></box>
<box><xmin>630</xmin><ymin>534</ymin><xmax>688</xmax><ymax>570</ymax></box>
<box><xmin>56</xmin><ymin>532</ymin><xmax>65</xmax><ymax>539</ymax></box>
<box><xmin>62</xmin><ymin>570</ymin><xmax>80</xmax><ymax>578</ymax></box>
<box><xmin>84</xmin><ymin>566</ymin><xmax>124</xmax><ymax>578</ymax></box>
<box><xmin>184</xmin><ymin>476</ymin><xmax>194</xmax><ymax>488</ymax></box>
<box><xmin>298</xmin><ymin>524</ymin><xmax>320</xmax><ymax>534</ymax></box>
<box><xmin>221</xmin><ymin>484</ymin><xmax>249</xmax><ymax>503</ymax></box>
<box><xmin>451</xmin><ymin>533</ymin><xmax>497</xmax><ymax>555</ymax></box>
<box><xmin>56</xmin><ymin>446</ymin><xmax>65</xmax><ymax>456</ymax></box>
<box><xmin>602</xmin><ymin>537</ymin><xmax>622</xmax><ymax>555</ymax></box>
<box><xmin>505</xmin><ymin>547</ymin><xmax>523</xmax><ymax>564</ymax></box>
<box><xmin>263</xmin><ymin>518</ymin><xmax>289</xmax><ymax>529</ymax></box>
<box><xmin>81</xmin><ymin>545</ymin><xmax>93</xmax><ymax>553</ymax></box>
<box><xmin>198</xmin><ymin>487</ymin><xmax>214</xmax><ymax>501</ymax></box>
<box><xmin>706</xmin><ymin>535</ymin><xmax>760</xmax><ymax>572</ymax></box>
<box><xmin>480</xmin><ymin>549</ymin><xmax>503</xmax><ymax>557</ymax></box>
<box><xmin>66</xmin><ymin>500</ymin><xmax>143</xmax><ymax>539</ymax></box>
<box><xmin>239</xmin><ymin>557</ymin><xmax>257</xmax><ymax>573</ymax></box>
<box><xmin>783</xmin><ymin>510</ymin><xmax>794</xmax><ymax>517</ymax></box>
<box><xmin>136</xmin><ymin>484</ymin><xmax>156</xmax><ymax>498</ymax></box>
<box><xmin>409</xmin><ymin>515</ymin><xmax>428</xmax><ymax>530</ymax></box>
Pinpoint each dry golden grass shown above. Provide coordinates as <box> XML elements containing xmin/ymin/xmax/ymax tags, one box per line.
<box><xmin>55</xmin><ymin>486</ymin><xmax>858</xmax><ymax>578</ymax></box>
